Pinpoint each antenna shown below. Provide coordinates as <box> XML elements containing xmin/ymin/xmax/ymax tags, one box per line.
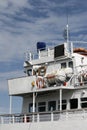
<box><xmin>66</xmin><ymin>24</ymin><xmax>69</xmax><ymax>43</ymax></box>
<box><xmin>66</xmin><ymin>7</ymin><xmax>70</xmax><ymax>44</ymax></box>
<box><xmin>63</xmin><ymin>8</ymin><xmax>70</xmax><ymax>53</ymax></box>
<box><xmin>63</xmin><ymin>24</ymin><xmax>69</xmax><ymax>43</ymax></box>
<box><xmin>64</xmin><ymin>7</ymin><xmax>69</xmax><ymax>43</ymax></box>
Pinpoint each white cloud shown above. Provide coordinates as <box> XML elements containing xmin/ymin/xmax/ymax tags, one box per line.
<box><xmin>8</xmin><ymin>0</ymin><xmax>28</xmax><ymax>7</ymax></box>
<box><xmin>0</xmin><ymin>0</ymin><xmax>29</xmax><ymax>9</ymax></box>
<box><xmin>0</xmin><ymin>0</ymin><xmax>33</xmax><ymax>15</ymax></box>
<box><xmin>0</xmin><ymin>0</ymin><xmax>8</xmax><ymax>8</ymax></box>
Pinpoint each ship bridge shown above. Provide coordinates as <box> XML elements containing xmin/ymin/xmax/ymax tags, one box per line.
<box><xmin>7</xmin><ymin>41</ymin><xmax>87</xmax><ymax>129</ymax></box>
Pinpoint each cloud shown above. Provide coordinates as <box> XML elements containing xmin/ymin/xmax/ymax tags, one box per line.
<box><xmin>0</xmin><ymin>0</ymin><xmax>86</xmax><ymax>68</ymax></box>
<box><xmin>0</xmin><ymin>0</ymin><xmax>31</xmax><ymax>12</ymax></box>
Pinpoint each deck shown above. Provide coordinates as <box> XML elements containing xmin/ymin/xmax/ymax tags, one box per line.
<box><xmin>0</xmin><ymin>109</ymin><xmax>87</xmax><ymax>124</ymax></box>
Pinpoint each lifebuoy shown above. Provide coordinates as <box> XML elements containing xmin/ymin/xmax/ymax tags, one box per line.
<box><xmin>36</xmin><ymin>77</ymin><xmax>44</xmax><ymax>88</ymax></box>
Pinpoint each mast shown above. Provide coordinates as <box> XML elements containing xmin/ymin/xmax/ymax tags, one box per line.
<box><xmin>63</xmin><ymin>9</ymin><xmax>70</xmax><ymax>53</ymax></box>
<box><xmin>66</xmin><ymin>24</ymin><xmax>69</xmax><ymax>44</ymax></box>
<box><xmin>66</xmin><ymin>24</ymin><xmax>69</xmax><ymax>52</ymax></box>
<box><xmin>63</xmin><ymin>20</ymin><xmax>70</xmax><ymax>53</ymax></box>
<box><xmin>66</xmin><ymin>8</ymin><xmax>69</xmax><ymax>43</ymax></box>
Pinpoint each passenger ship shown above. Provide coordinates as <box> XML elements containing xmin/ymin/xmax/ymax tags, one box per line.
<box><xmin>1</xmin><ymin>25</ymin><xmax>87</xmax><ymax>130</ymax></box>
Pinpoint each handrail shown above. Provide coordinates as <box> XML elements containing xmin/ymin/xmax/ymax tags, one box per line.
<box><xmin>0</xmin><ymin>108</ymin><xmax>87</xmax><ymax>124</ymax></box>
<box><xmin>25</xmin><ymin>48</ymin><xmax>54</xmax><ymax>61</ymax></box>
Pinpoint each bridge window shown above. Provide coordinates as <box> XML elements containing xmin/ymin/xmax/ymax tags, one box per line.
<box><xmin>81</xmin><ymin>97</ymin><xmax>87</xmax><ymax>108</ymax></box>
<box><xmin>27</xmin><ymin>69</ymin><xmax>32</xmax><ymax>76</ymax></box>
<box><xmin>68</xmin><ymin>61</ymin><xmax>73</xmax><ymax>68</ymax></box>
<box><xmin>29</xmin><ymin>103</ymin><xmax>36</xmax><ymax>112</ymax></box>
<box><xmin>38</xmin><ymin>102</ymin><xmax>46</xmax><ymax>112</ymax></box>
<box><xmin>58</xmin><ymin>100</ymin><xmax>67</xmax><ymax>110</ymax></box>
<box><xmin>48</xmin><ymin>101</ymin><xmax>56</xmax><ymax>111</ymax></box>
<box><xmin>61</xmin><ymin>62</ymin><xmax>66</xmax><ymax>69</ymax></box>
<box><xmin>70</xmin><ymin>98</ymin><xmax>78</xmax><ymax>109</ymax></box>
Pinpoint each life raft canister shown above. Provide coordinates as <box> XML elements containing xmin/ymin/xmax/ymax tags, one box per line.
<box><xmin>36</xmin><ymin>77</ymin><xmax>44</xmax><ymax>88</ymax></box>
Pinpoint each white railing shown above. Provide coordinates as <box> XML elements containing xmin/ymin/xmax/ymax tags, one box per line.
<box><xmin>0</xmin><ymin>109</ymin><xmax>87</xmax><ymax>124</ymax></box>
<box><xmin>25</xmin><ymin>48</ymin><xmax>54</xmax><ymax>61</ymax></box>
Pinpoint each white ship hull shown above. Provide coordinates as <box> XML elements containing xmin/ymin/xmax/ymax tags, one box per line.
<box><xmin>1</xmin><ymin>119</ymin><xmax>87</xmax><ymax>130</ymax></box>
<box><xmin>0</xmin><ymin>109</ymin><xmax>87</xmax><ymax>130</ymax></box>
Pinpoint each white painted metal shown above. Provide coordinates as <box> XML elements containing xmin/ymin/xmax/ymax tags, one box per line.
<box><xmin>9</xmin><ymin>96</ymin><xmax>12</xmax><ymax>114</ymax></box>
<box><xmin>1</xmin><ymin>109</ymin><xmax>87</xmax><ymax>130</ymax></box>
<box><xmin>33</xmin><ymin>92</ymin><xmax>35</xmax><ymax>113</ymax></box>
<box><xmin>59</xmin><ymin>89</ymin><xmax>62</xmax><ymax>111</ymax></box>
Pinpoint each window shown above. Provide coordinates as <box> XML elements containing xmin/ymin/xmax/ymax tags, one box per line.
<box><xmin>38</xmin><ymin>102</ymin><xmax>46</xmax><ymax>112</ymax></box>
<box><xmin>54</xmin><ymin>44</ymin><xmax>64</xmax><ymax>58</ymax></box>
<box><xmin>29</xmin><ymin>103</ymin><xmax>36</xmax><ymax>112</ymax></box>
<box><xmin>68</xmin><ymin>61</ymin><xmax>73</xmax><ymax>68</ymax></box>
<box><xmin>61</xmin><ymin>62</ymin><xmax>66</xmax><ymax>69</ymax></box>
<box><xmin>81</xmin><ymin>97</ymin><xmax>87</xmax><ymax>108</ymax></box>
<box><xmin>27</xmin><ymin>69</ymin><xmax>32</xmax><ymax>76</ymax></box>
<box><xmin>29</xmin><ymin>103</ymin><xmax>33</xmax><ymax>112</ymax></box>
<box><xmin>62</xmin><ymin>100</ymin><xmax>67</xmax><ymax>110</ymax></box>
<box><xmin>70</xmin><ymin>98</ymin><xmax>78</xmax><ymax>109</ymax></box>
<box><xmin>48</xmin><ymin>101</ymin><xmax>56</xmax><ymax>111</ymax></box>
<box><xmin>58</xmin><ymin>100</ymin><xmax>67</xmax><ymax>110</ymax></box>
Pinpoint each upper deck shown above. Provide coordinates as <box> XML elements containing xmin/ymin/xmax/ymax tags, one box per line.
<box><xmin>24</xmin><ymin>43</ymin><xmax>70</xmax><ymax>68</ymax></box>
<box><xmin>8</xmin><ymin>42</ymin><xmax>87</xmax><ymax>96</ymax></box>
<box><xmin>8</xmin><ymin>59</ymin><xmax>87</xmax><ymax>95</ymax></box>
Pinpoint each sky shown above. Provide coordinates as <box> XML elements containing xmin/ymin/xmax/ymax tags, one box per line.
<box><xmin>0</xmin><ymin>0</ymin><xmax>87</xmax><ymax>114</ymax></box>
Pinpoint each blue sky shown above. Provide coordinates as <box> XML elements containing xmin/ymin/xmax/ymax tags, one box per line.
<box><xmin>0</xmin><ymin>0</ymin><xmax>87</xmax><ymax>114</ymax></box>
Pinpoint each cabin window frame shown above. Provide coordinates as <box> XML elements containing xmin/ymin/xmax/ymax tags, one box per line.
<box><xmin>61</xmin><ymin>62</ymin><xmax>67</xmax><ymax>69</ymax></box>
<box><xmin>38</xmin><ymin>102</ymin><xmax>46</xmax><ymax>112</ymax></box>
<box><xmin>70</xmin><ymin>98</ymin><xmax>78</xmax><ymax>109</ymax></box>
<box><xmin>81</xmin><ymin>97</ymin><xmax>87</xmax><ymax>108</ymax></box>
<box><xmin>58</xmin><ymin>99</ymin><xmax>67</xmax><ymax>110</ymax></box>
<box><xmin>27</xmin><ymin>69</ymin><xmax>32</xmax><ymax>76</ymax></box>
<box><xmin>68</xmin><ymin>61</ymin><xmax>73</xmax><ymax>68</ymax></box>
<box><xmin>48</xmin><ymin>101</ymin><xmax>56</xmax><ymax>111</ymax></box>
<box><xmin>29</xmin><ymin>103</ymin><xmax>36</xmax><ymax>113</ymax></box>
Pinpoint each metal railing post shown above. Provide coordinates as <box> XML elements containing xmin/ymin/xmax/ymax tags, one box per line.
<box><xmin>48</xmin><ymin>48</ymin><xmax>50</xmax><ymax>56</ymax></box>
<box><xmin>12</xmin><ymin>115</ymin><xmax>15</xmax><ymax>123</ymax></box>
<box><xmin>24</xmin><ymin>114</ymin><xmax>27</xmax><ymax>123</ymax></box>
<box><xmin>39</xmin><ymin>50</ymin><xmax>40</xmax><ymax>59</ymax></box>
<box><xmin>37</xmin><ymin>113</ymin><xmax>39</xmax><ymax>122</ymax></box>
<box><xmin>66</xmin><ymin>112</ymin><xmax>68</xmax><ymax>120</ymax></box>
<box><xmin>1</xmin><ymin>116</ymin><xmax>4</xmax><ymax>124</ymax></box>
<box><xmin>51</xmin><ymin>112</ymin><xmax>53</xmax><ymax>121</ymax></box>
<box><xmin>32</xmin><ymin>114</ymin><xmax>34</xmax><ymax>122</ymax></box>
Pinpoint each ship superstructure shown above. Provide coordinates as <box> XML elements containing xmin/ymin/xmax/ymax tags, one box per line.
<box><xmin>1</xmin><ymin>25</ymin><xmax>87</xmax><ymax>130</ymax></box>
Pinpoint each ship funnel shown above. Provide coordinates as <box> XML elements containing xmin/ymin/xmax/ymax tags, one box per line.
<box><xmin>37</xmin><ymin>42</ymin><xmax>46</xmax><ymax>52</ymax></box>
